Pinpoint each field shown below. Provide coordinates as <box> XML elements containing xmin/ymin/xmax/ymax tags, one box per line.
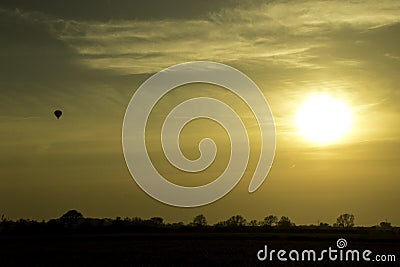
<box><xmin>1</xmin><ymin>231</ymin><xmax>398</xmax><ymax>266</ymax></box>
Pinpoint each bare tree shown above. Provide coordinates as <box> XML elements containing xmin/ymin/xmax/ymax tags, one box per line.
<box><xmin>277</xmin><ymin>216</ymin><xmax>293</xmax><ymax>228</ymax></box>
<box><xmin>263</xmin><ymin>215</ymin><xmax>278</xmax><ymax>227</ymax></box>
<box><xmin>192</xmin><ymin>214</ymin><xmax>207</xmax><ymax>227</ymax></box>
<box><xmin>225</xmin><ymin>215</ymin><xmax>247</xmax><ymax>227</ymax></box>
<box><xmin>335</xmin><ymin>214</ymin><xmax>355</xmax><ymax>228</ymax></box>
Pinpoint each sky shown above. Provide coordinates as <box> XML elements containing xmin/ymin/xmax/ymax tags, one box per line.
<box><xmin>0</xmin><ymin>0</ymin><xmax>399</xmax><ymax>225</ymax></box>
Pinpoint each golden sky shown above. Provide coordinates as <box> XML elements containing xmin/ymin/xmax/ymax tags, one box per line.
<box><xmin>0</xmin><ymin>0</ymin><xmax>399</xmax><ymax>225</ymax></box>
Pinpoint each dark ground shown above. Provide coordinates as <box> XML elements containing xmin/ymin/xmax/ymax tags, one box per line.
<box><xmin>0</xmin><ymin>231</ymin><xmax>398</xmax><ymax>266</ymax></box>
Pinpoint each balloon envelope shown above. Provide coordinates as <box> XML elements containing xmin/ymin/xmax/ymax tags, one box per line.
<box><xmin>54</xmin><ymin>110</ymin><xmax>62</xmax><ymax>119</ymax></box>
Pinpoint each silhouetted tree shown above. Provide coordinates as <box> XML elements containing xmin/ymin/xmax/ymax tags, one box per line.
<box><xmin>131</xmin><ymin>217</ymin><xmax>143</xmax><ymax>225</ymax></box>
<box><xmin>60</xmin><ymin>210</ymin><xmax>84</xmax><ymax>224</ymax></box>
<box><xmin>148</xmin><ymin>217</ymin><xmax>164</xmax><ymax>226</ymax></box>
<box><xmin>192</xmin><ymin>214</ymin><xmax>207</xmax><ymax>227</ymax></box>
<box><xmin>319</xmin><ymin>222</ymin><xmax>330</xmax><ymax>228</ymax></box>
<box><xmin>335</xmin><ymin>214</ymin><xmax>355</xmax><ymax>228</ymax></box>
<box><xmin>112</xmin><ymin>216</ymin><xmax>125</xmax><ymax>228</ymax></box>
<box><xmin>379</xmin><ymin>221</ymin><xmax>392</xmax><ymax>229</ymax></box>
<box><xmin>4</xmin><ymin>212</ymin><xmax>400</xmax><ymax>235</ymax></box>
<box><xmin>225</xmin><ymin>215</ymin><xmax>247</xmax><ymax>227</ymax></box>
<box><xmin>213</xmin><ymin>221</ymin><xmax>226</xmax><ymax>228</ymax></box>
<box><xmin>170</xmin><ymin>222</ymin><xmax>185</xmax><ymax>229</ymax></box>
<box><xmin>249</xmin><ymin>220</ymin><xmax>259</xmax><ymax>226</ymax></box>
<box><xmin>277</xmin><ymin>216</ymin><xmax>293</xmax><ymax>228</ymax></box>
<box><xmin>263</xmin><ymin>215</ymin><xmax>278</xmax><ymax>227</ymax></box>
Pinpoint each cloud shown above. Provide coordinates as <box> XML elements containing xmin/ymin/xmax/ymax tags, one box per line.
<box><xmin>0</xmin><ymin>0</ymin><xmax>241</xmax><ymax>21</ymax></box>
<box><xmin>4</xmin><ymin>0</ymin><xmax>400</xmax><ymax>75</ymax></box>
<box><xmin>1</xmin><ymin>0</ymin><xmax>400</xmax><ymax>142</ymax></box>
<box><xmin>30</xmin><ymin>0</ymin><xmax>395</xmax><ymax>75</ymax></box>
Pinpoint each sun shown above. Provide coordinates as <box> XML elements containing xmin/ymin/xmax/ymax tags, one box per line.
<box><xmin>296</xmin><ymin>94</ymin><xmax>353</xmax><ymax>144</ymax></box>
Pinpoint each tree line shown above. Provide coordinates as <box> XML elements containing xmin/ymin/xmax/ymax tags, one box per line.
<box><xmin>0</xmin><ymin>210</ymin><xmax>396</xmax><ymax>234</ymax></box>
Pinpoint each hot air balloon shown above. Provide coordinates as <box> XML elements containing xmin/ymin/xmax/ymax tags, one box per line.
<box><xmin>54</xmin><ymin>110</ymin><xmax>62</xmax><ymax>119</ymax></box>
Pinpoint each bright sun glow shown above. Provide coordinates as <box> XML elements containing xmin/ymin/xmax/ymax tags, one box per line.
<box><xmin>296</xmin><ymin>94</ymin><xmax>353</xmax><ymax>144</ymax></box>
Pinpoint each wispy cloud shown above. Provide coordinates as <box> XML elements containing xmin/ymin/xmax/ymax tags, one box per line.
<box><xmin>3</xmin><ymin>1</ymin><xmax>400</xmax><ymax>74</ymax></box>
<box><xmin>35</xmin><ymin>0</ymin><xmax>399</xmax><ymax>74</ymax></box>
